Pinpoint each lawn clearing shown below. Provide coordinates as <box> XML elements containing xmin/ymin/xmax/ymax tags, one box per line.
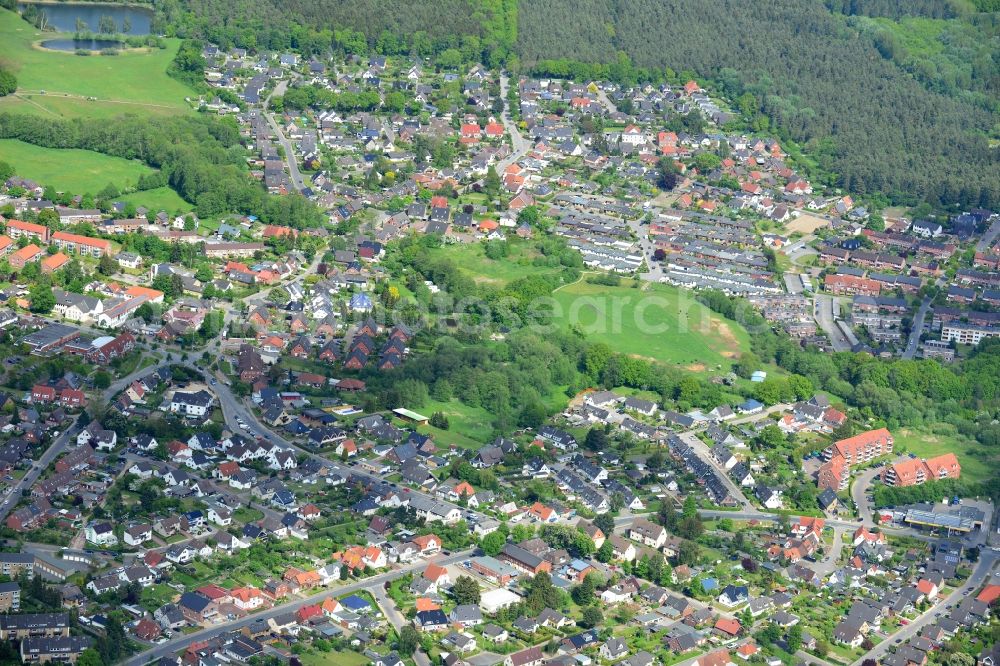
<box><xmin>118</xmin><ymin>186</ymin><xmax>192</xmax><ymax>214</ymax></box>
<box><xmin>0</xmin><ymin>138</ymin><xmax>154</xmax><ymax>192</ymax></box>
<box><xmin>430</xmin><ymin>241</ymin><xmax>566</xmax><ymax>286</ymax></box>
<box><xmin>0</xmin><ymin>8</ymin><xmax>194</xmax><ymax>119</ymax></box>
<box><xmin>550</xmin><ymin>280</ymin><xmax>749</xmax><ymax>371</ymax></box>
<box><xmin>892</xmin><ymin>426</ymin><xmax>994</xmax><ymax>484</ymax></box>
<box><xmin>415</xmin><ymin>398</ymin><xmax>495</xmax><ymax>449</ymax></box>
<box><xmin>299</xmin><ymin>651</ymin><xmax>371</xmax><ymax>666</ymax></box>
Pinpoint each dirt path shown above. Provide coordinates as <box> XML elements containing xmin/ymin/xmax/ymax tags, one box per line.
<box><xmin>551</xmin><ymin>270</ymin><xmax>597</xmax><ymax>293</ymax></box>
<box><xmin>17</xmin><ymin>90</ymin><xmax>186</xmax><ymax>110</ymax></box>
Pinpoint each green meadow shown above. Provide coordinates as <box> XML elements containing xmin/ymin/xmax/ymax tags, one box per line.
<box><xmin>0</xmin><ymin>8</ymin><xmax>194</xmax><ymax>119</ymax></box>
<box><xmin>0</xmin><ymin>138</ymin><xmax>154</xmax><ymax>192</ymax></box>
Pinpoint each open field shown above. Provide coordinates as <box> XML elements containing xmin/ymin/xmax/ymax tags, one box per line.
<box><xmin>118</xmin><ymin>186</ymin><xmax>192</xmax><ymax>214</ymax></box>
<box><xmin>427</xmin><ymin>243</ymin><xmax>750</xmax><ymax>371</ymax></box>
<box><xmin>413</xmin><ymin>397</ymin><xmax>495</xmax><ymax>450</ymax></box>
<box><xmin>0</xmin><ymin>138</ymin><xmax>154</xmax><ymax>192</ymax></box>
<box><xmin>892</xmin><ymin>425</ymin><xmax>994</xmax><ymax>484</ymax></box>
<box><xmin>785</xmin><ymin>213</ymin><xmax>830</xmax><ymax>234</ymax></box>
<box><xmin>550</xmin><ymin>280</ymin><xmax>750</xmax><ymax>370</ymax></box>
<box><xmin>433</xmin><ymin>240</ymin><xmax>567</xmax><ymax>286</ymax></box>
<box><xmin>0</xmin><ymin>8</ymin><xmax>193</xmax><ymax>119</ymax></box>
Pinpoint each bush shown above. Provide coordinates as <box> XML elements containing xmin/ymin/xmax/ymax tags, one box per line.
<box><xmin>0</xmin><ymin>69</ymin><xmax>14</xmax><ymax>97</ymax></box>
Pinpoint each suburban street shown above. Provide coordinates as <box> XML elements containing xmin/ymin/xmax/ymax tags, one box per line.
<box><xmin>902</xmin><ymin>296</ymin><xmax>932</xmax><ymax>360</ymax></box>
<box><xmin>675</xmin><ymin>431</ymin><xmax>753</xmax><ymax>510</ymax></box>
<box><xmin>126</xmin><ymin>549</ymin><xmax>474</xmax><ymax>665</ymax></box>
<box><xmin>849</xmin><ymin>550</ymin><xmax>999</xmax><ymax>666</ymax></box>
<box><xmin>0</xmin><ymin>415</ymin><xmax>78</xmax><ymax>523</ymax></box>
<box><xmin>371</xmin><ymin>584</ymin><xmax>433</xmax><ymax>666</ymax></box>
<box><xmin>496</xmin><ymin>72</ymin><xmax>532</xmax><ymax>173</ymax></box>
<box><xmin>850</xmin><ymin>465</ymin><xmax>885</xmax><ymax>525</ymax></box>
<box><xmin>264</xmin><ymin>79</ymin><xmax>306</xmax><ymax>193</ymax></box>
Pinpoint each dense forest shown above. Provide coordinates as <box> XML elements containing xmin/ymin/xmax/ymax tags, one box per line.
<box><xmin>0</xmin><ymin>113</ymin><xmax>323</xmax><ymax>227</ymax></box>
<box><xmin>153</xmin><ymin>0</ymin><xmax>517</xmax><ymax>65</ymax></box>
<box><xmin>517</xmin><ymin>0</ymin><xmax>999</xmax><ymax>209</ymax></box>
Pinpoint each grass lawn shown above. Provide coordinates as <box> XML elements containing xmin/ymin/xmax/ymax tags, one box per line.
<box><xmin>0</xmin><ymin>138</ymin><xmax>154</xmax><ymax>193</ymax></box>
<box><xmin>550</xmin><ymin>280</ymin><xmax>750</xmax><ymax>371</ymax></box>
<box><xmin>414</xmin><ymin>398</ymin><xmax>494</xmax><ymax>449</ymax></box>
<box><xmin>119</xmin><ymin>186</ymin><xmax>192</xmax><ymax>214</ymax></box>
<box><xmin>0</xmin><ymin>8</ymin><xmax>194</xmax><ymax>119</ymax></box>
<box><xmin>299</xmin><ymin>651</ymin><xmax>372</xmax><ymax>666</ymax></box>
<box><xmin>430</xmin><ymin>241</ymin><xmax>566</xmax><ymax>286</ymax></box>
<box><xmin>892</xmin><ymin>425</ymin><xmax>994</xmax><ymax>483</ymax></box>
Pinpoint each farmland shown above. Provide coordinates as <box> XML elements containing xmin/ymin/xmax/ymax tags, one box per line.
<box><xmin>0</xmin><ymin>9</ymin><xmax>194</xmax><ymax>119</ymax></box>
<box><xmin>0</xmin><ymin>138</ymin><xmax>154</xmax><ymax>193</ymax></box>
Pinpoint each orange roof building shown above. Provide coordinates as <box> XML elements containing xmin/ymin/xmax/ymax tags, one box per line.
<box><xmin>52</xmin><ymin>231</ymin><xmax>113</xmax><ymax>257</ymax></box>
<box><xmin>415</xmin><ymin>597</ymin><xmax>441</xmax><ymax>611</ymax></box>
<box><xmin>10</xmin><ymin>243</ymin><xmax>44</xmax><ymax>269</ymax></box>
<box><xmin>6</xmin><ymin>219</ymin><xmax>50</xmax><ymax>242</ymax></box>
<box><xmin>826</xmin><ymin>428</ymin><xmax>894</xmax><ymax>466</ymax></box>
<box><xmin>883</xmin><ymin>452</ymin><xmax>960</xmax><ymax>487</ymax></box>
<box><xmin>40</xmin><ymin>252</ymin><xmax>69</xmax><ymax>274</ymax></box>
<box><xmin>976</xmin><ymin>584</ymin><xmax>1000</xmax><ymax>604</ymax></box>
<box><xmin>125</xmin><ymin>285</ymin><xmax>165</xmax><ymax>303</ymax></box>
<box><xmin>0</xmin><ymin>236</ymin><xmax>13</xmax><ymax>255</ymax></box>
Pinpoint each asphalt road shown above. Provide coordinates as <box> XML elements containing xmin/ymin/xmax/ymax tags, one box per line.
<box><xmin>0</xmin><ymin>415</ymin><xmax>79</xmax><ymax>523</ymax></box>
<box><xmin>850</xmin><ymin>465</ymin><xmax>886</xmax><ymax>525</ymax></box>
<box><xmin>814</xmin><ymin>294</ymin><xmax>851</xmax><ymax>352</ymax></box>
<box><xmin>496</xmin><ymin>72</ymin><xmax>531</xmax><ymax>173</ymax></box>
<box><xmin>126</xmin><ymin>549</ymin><xmax>474</xmax><ymax>665</ymax></box>
<box><xmin>263</xmin><ymin>80</ymin><xmax>306</xmax><ymax>193</ymax></box>
<box><xmin>902</xmin><ymin>296</ymin><xmax>932</xmax><ymax>360</ymax></box>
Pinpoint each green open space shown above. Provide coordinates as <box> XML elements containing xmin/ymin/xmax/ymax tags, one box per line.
<box><xmin>299</xmin><ymin>651</ymin><xmax>372</xmax><ymax>666</ymax></box>
<box><xmin>427</xmin><ymin>242</ymin><xmax>751</xmax><ymax>372</ymax></box>
<box><xmin>0</xmin><ymin>138</ymin><xmax>155</xmax><ymax>193</ymax></box>
<box><xmin>414</xmin><ymin>397</ymin><xmax>495</xmax><ymax>450</ymax></box>
<box><xmin>0</xmin><ymin>8</ymin><xmax>194</xmax><ymax>119</ymax></box>
<box><xmin>892</xmin><ymin>425</ymin><xmax>994</xmax><ymax>484</ymax></box>
<box><xmin>432</xmin><ymin>241</ymin><xmax>567</xmax><ymax>286</ymax></box>
<box><xmin>118</xmin><ymin>186</ymin><xmax>192</xmax><ymax>214</ymax></box>
<box><xmin>550</xmin><ymin>280</ymin><xmax>749</xmax><ymax>371</ymax></box>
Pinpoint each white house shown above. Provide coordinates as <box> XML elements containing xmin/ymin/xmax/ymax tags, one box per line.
<box><xmin>169</xmin><ymin>390</ymin><xmax>214</xmax><ymax>417</ymax></box>
<box><xmin>85</xmin><ymin>522</ymin><xmax>118</xmax><ymax>547</ymax></box>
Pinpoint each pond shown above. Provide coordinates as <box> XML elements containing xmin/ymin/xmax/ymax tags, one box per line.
<box><xmin>40</xmin><ymin>37</ymin><xmax>125</xmax><ymax>51</ymax></box>
<box><xmin>18</xmin><ymin>2</ymin><xmax>152</xmax><ymax>35</ymax></box>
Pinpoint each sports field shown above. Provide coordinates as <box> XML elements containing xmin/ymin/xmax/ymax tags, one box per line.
<box><xmin>0</xmin><ymin>9</ymin><xmax>193</xmax><ymax>119</ymax></box>
<box><xmin>0</xmin><ymin>138</ymin><xmax>154</xmax><ymax>192</ymax></box>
